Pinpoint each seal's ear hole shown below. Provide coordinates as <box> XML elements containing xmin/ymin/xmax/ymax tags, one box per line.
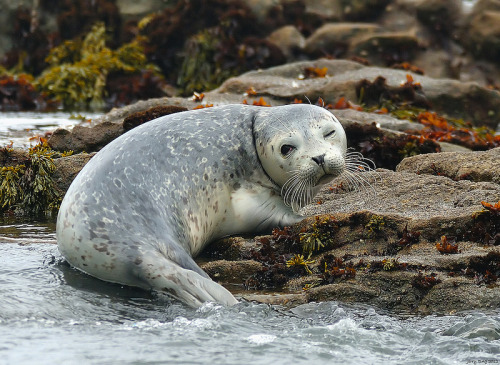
<box><xmin>280</xmin><ymin>144</ymin><xmax>295</xmax><ymax>157</ymax></box>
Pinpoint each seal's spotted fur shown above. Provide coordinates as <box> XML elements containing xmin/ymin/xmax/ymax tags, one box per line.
<box><xmin>57</xmin><ymin>104</ymin><xmax>347</xmax><ymax>307</ymax></box>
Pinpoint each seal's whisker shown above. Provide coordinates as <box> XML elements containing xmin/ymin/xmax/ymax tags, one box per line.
<box><xmin>272</xmin><ymin>114</ymin><xmax>293</xmax><ymax>134</ymax></box>
<box><xmin>345</xmin><ymin>161</ymin><xmax>374</xmax><ymax>172</ymax></box>
<box><xmin>342</xmin><ymin>169</ymin><xmax>378</xmax><ymax>197</ymax></box>
<box><xmin>340</xmin><ymin>171</ymin><xmax>363</xmax><ymax>194</ymax></box>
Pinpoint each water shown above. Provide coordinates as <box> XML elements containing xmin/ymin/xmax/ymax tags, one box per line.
<box><xmin>0</xmin><ymin>112</ymin><xmax>101</xmax><ymax>148</ymax></box>
<box><xmin>1</xmin><ymin>222</ymin><xmax>500</xmax><ymax>365</ymax></box>
<box><xmin>1</xmin><ymin>112</ymin><xmax>500</xmax><ymax>364</ymax></box>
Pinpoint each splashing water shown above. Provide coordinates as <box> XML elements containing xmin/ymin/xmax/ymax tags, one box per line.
<box><xmin>1</xmin><ymin>222</ymin><xmax>499</xmax><ymax>365</ymax></box>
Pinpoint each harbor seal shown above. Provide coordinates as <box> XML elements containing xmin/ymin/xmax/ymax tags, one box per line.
<box><xmin>56</xmin><ymin>104</ymin><xmax>347</xmax><ymax>307</ymax></box>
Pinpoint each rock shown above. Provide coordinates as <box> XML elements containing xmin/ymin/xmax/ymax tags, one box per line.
<box><xmin>123</xmin><ymin>105</ymin><xmax>188</xmax><ymax>131</ymax></box>
<box><xmin>52</xmin><ymin>153</ymin><xmax>96</xmax><ymax>193</ymax></box>
<box><xmin>214</xmin><ymin>59</ymin><xmax>500</xmax><ymax>129</ymax></box>
<box><xmin>412</xmin><ymin>49</ymin><xmax>454</xmax><ymax>79</ymax></box>
<box><xmin>300</xmin><ymin>0</ymin><xmax>343</xmax><ymax>20</ymax></box>
<box><xmin>350</xmin><ymin>30</ymin><xmax>423</xmax><ymax>64</ymax></box>
<box><xmin>201</xmin><ymin>260</ymin><xmax>264</xmax><ymax>282</ymax></box>
<box><xmin>302</xmin><ymin>169</ymin><xmax>500</xmax><ymax>221</ymax></box>
<box><xmin>204</xmin><ymin>167</ymin><xmax>500</xmax><ymax>313</ymax></box>
<box><xmin>267</xmin><ymin>25</ymin><xmax>306</xmax><ymax>60</ymax></box>
<box><xmin>415</xmin><ymin>0</ymin><xmax>463</xmax><ymax>35</ymax></box>
<box><xmin>468</xmin><ymin>0</ymin><xmax>500</xmax><ymax>14</ymax></box>
<box><xmin>333</xmin><ymin>108</ymin><xmax>424</xmax><ymax>132</ymax></box>
<box><xmin>464</xmin><ymin>10</ymin><xmax>500</xmax><ymax>60</ymax></box>
<box><xmin>304</xmin><ymin>22</ymin><xmax>380</xmax><ymax>57</ymax></box>
<box><xmin>396</xmin><ymin>147</ymin><xmax>500</xmax><ymax>184</ymax></box>
<box><xmin>378</xmin><ymin>1</ymin><xmax>421</xmax><ymax>32</ymax></box>
<box><xmin>115</xmin><ymin>0</ymin><xmax>168</xmax><ymax>21</ymax></box>
<box><xmin>340</xmin><ymin>0</ymin><xmax>391</xmax><ymax>21</ymax></box>
<box><xmin>92</xmin><ymin>96</ymin><xmax>235</xmax><ymax>126</ymax></box>
<box><xmin>48</xmin><ymin>121</ymin><xmax>123</xmax><ymax>153</ymax></box>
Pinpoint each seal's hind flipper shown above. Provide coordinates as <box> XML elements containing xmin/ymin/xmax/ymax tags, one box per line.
<box><xmin>137</xmin><ymin>249</ymin><xmax>238</xmax><ymax>307</ymax></box>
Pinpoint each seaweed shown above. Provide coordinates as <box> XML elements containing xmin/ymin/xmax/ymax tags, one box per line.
<box><xmin>0</xmin><ymin>143</ymin><xmax>68</xmax><ymax>216</ymax></box>
<box><xmin>412</xmin><ymin>272</ymin><xmax>441</xmax><ymax>290</ymax></box>
<box><xmin>414</xmin><ymin>112</ymin><xmax>500</xmax><ymax>150</ymax></box>
<box><xmin>365</xmin><ymin>258</ymin><xmax>408</xmax><ymax>273</ymax></box>
<box><xmin>19</xmin><ymin>144</ymin><xmax>60</xmax><ymax>215</ymax></box>
<box><xmin>286</xmin><ymin>254</ymin><xmax>315</xmax><ymax>275</ymax></box>
<box><xmin>466</xmin><ymin>252</ymin><xmax>500</xmax><ymax>285</ymax></box>
<box><xmin>244</xmin><ymin>237</ymin><xmax>290</xmax><ymax>289</ymax></box>
<box><xmin>469</xmin><ymin>201</ymin><xmax>500</xmax><ymax>246</ymax></box>
<box><xmin>436</xmin><ymin>236</ymin><xmax>459</xmax><ymax>254</ymax></box>
<box><xmin>303</xmin><ymin>66</ymin><xmax>328</xmax><ymax>78</ymax></box>
<box><xmin>320</xmin><ymin>254</ymin><xmax>356</xmax><ymax>284</ymax></box>
<box><xmin>0</xmin><ymin>165</ymin><xmax>25</xmax><ymax>210</ymax></box>
<box><xmin>387</xmin><ymin>224</ymin><xmax>421</xmax><ymax>254</ymax></box>
<box><xmin>0</xmin><ymin>74</ymin><xmax>56</xmax><ymax>111</ymax></box>
<box><xmin>36</xmin><ymin>22</ymin><xmax>163</xmax><ymax>110</ymax></box>
<box><xmin>299</xmin><ymin>215</ymin><xmax>339</xmax><ymax>257</ymax></box>
<box><xmin>355</xmin><ymin>74</ymin><xmax>431</xmax><ymax>111</ymax></box>
<box><xmin>177</xmin><ymin>28</ymin><xmax>238</xmax><ymax>95</ymax></box>
<box><xmin>365</xmin><ymin>215</ymin><xmax>385</xmax><ymax>238</ymax></box>
<box><xmin>344</xmin><ymin>122</ymin><xmax>440</xmax><ymax>170</ymax></box>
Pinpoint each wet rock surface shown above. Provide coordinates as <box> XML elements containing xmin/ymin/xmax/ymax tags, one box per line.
<box><xmin>201</xmin><ymin>169</ymin><xmax>500</xmax><ymax>314</ymax></box>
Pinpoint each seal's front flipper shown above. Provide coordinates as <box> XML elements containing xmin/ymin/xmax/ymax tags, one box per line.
<box><xmin>136</xmin><ymin>249</ymin><xmax>238</xmax><ymax>307</ymax></box>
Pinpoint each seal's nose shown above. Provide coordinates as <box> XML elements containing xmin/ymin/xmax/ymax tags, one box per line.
<box><xmin>312</xmin><ymin>154</ymin><xmax>325</xmax><ymax>166</ymax></box>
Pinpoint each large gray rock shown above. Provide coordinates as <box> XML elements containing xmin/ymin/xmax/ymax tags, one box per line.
<box><xmin>52</xmin><ymin>153</ymin><xmax>96</xmax><ymax>193</ymax></box>
<box><xmin>464</xmin><ymin>10</ymin><xmax>500</xmax><ymax>60</ymax></box>
<box><xmin>304</xmin><ymin>23</ymin><xmax>380</xmax><ymax>56</ymax></box>
<box><xmin>267</xmin><ymin>25</ymin><xmax>306</xmax><ymax>60</ymax></box>
<box><xmin>214</xmin><ymin>59</ymin><xmax>500</xmax><ymax>129</ymax></box>
<box><xmin>48</xmin><ymin>121</ymin><xmax>123</xmax><ymax>153</ymax></box>
<box><xmin>396</xmin><ymin>147</ymin><xmax>500</xmax><ymax>184</ymax></box>
<box><xmin>203</xmin><ymin>168</ymin><xmax>500</xmax><ymax>314</ymax></box>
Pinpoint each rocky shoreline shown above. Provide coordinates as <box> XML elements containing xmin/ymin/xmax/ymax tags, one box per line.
<box><xmin>3</xmin><ymin>58</ymin><xmax>498</xmax><ymax>314</ymax></box>
<box><xmin>1</xmin><ymin>0</ymin><xmax>499</xmax><ymax>314</ymax></box>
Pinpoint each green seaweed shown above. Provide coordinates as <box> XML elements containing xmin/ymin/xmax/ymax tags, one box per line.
<box><xmin>0</xmin><ymin>143</ymin><xmax>65</xmax><ymax>216</ymax></box>
<box><xmin>365</xmin><ymin>215</ymin><xmax>385</xmax><ymax>238</ymax></box>
<box><xmin>36</xmin><ymin>22</ymin><xmax>160</xmax><ymax>110</ymax></box>
<box><xmin>286</xmin><ymin>254</ymin><xmax>315</xmax><ymax>275</ymax></box>
<box><xmin>177</xmin><ymin>28</ymin><xmax>238</xmax><ymax>96</ymax></box>
<box><xmin>19</xmin><ymin>144</ymin><xmax>60</xmax><ymax>215</ymax></box>
<box><xmin>0</xmin><ymin>165</ymin><xmax>25</xmax><ymax>209</ymax></box>
<box><xmin>299</xmin><ymin>215</ymin><xmax>338</xmax><ymax>258</ymax></box>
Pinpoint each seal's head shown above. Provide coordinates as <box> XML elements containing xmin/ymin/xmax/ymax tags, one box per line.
<box><xmin>254</xmin><ymin>104</ymin><xmax>347</xmax><ymax>211</ymax></box>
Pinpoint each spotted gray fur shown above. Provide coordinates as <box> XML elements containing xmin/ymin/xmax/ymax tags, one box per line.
<box><xmin>57</xmin><ymin>104</ymin><xmax>347</xmax><ymax>307</ymax></box>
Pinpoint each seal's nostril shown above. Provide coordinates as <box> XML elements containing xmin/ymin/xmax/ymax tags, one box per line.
<box><xmin>312</xmin><ymin>154</ymin><xmax>325</xmax><ymax>165</ymax></box>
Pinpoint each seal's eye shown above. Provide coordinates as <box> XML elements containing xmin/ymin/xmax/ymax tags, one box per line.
<box><xmin>325</xmin><ymin>130</ymin><xmax>336</xmax><ymax>138</ymax></box>
<box><xmin>280</xmin><ymin>144</ymin><xmax>295</xmax><ymax>157</ymax></box>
